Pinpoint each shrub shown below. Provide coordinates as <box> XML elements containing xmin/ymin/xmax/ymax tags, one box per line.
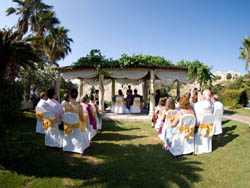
<box><xmin>221</xmin><ymin>89</ymin><xmax>247</xmax><ymax>109</ymax></box>
<box><xmin>0</xmin><ymin>79</ymin><xmax>24</xmax><ymax>122</ymax></box>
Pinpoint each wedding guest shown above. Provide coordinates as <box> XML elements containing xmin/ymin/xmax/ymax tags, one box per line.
<box><xmin>61</xmin><ymin>93</ymin><xmax>71</xmax><ymax>107</ymax></box>
<box><xmin>36</xmin><ymin>92</ymin><xmax>48</xmax><ymax>110</ymax></box>
<box><xmin>171</xmin><ymin>96</ymin><xmax>195</xmax><ymax>127</ymax></box>
<box><xmin>194</xmin><ymin>89</ymin><xmax>214</xmax><ymax>123</ymax></box>
<box><xmin>44</xmin><ymin>88</ymin><xmax>64</xmax><ymax>125</ymax></box>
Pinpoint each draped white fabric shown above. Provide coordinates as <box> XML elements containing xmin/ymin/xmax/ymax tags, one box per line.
<box><xmin>155</xmin><ymin>70</ymin><xmax>187</xmax><ymax>82</ymax></box>
<box><xmin>62</xmin><ymin>70</ymin><xmax>98</xmax><ymax>79</ymax></box>
<box><xmin>109</xmin><ymin>70</ymin><xmax>148</xmax><ymax>79</ymax></box>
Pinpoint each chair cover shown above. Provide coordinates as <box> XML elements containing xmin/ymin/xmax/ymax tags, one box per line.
<box><xmin>130</xmin><ymin>97</ymin><xmax>141</xmax><ymax>113</ymax></box>
<box><xmin>83</xmin><ymin>109</ymin><xmax>97</xmax><ymax>140</ymax></box>
<box><xmin>62</xmin><ymin>112</ymin><xmax>90</xmax><ymax>154</ymax></box>
<box><xmin>169</xmin><ymin>114</ymin><xmax>196</xmax><ymax>156</ymax></box>
<box><xmin>160</xmin><ymin>110</ymin><xmax>177</xmax><ymax>141</ymax></box>
<box><xmin>194</xmin><ymin>114</ymin><xmax>215</xmax><ymax>155</ymax></box>
<box><xmin>35</xmin><ymin>106</ymin><xmax>45</xmax><ymax>134</ymax></box>
<box><xmin>213</xmin><ymin>109</ymin><xmax>223</xmax><ymax>135</ymax></box>
<box><xmin>114</xmin><ymin>96</ymin><xmax>125</xmax><ymax>114</ymax></box>
<box><xmin>44</xmin><ymin>111</ymin><xmax>63</xmax><ymax>148</ymax></box>
<box><xmin>155</xmin><ymin>107</ymin><xmax>166</xmax><ymax>130</ymax></box>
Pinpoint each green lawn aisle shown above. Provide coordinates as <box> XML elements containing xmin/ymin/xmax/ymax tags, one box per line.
<box><xmin>0</xmin><ymin>112</ymin><xmax>250</xmax><ymax>188</ymax></box>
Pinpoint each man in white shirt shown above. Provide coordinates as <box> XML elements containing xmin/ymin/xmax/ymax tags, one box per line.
<box><xmin>44</xmin><ymin>89</ymin><xmax>64</xmax><ymax>125</ymax></box>
<box><xmin>36</xmin><ymin>92</ymin><xmax>47</xmax><ymax>110</ymax></box>
<box><xmin>194</xmin><ymin>89</ymin><xmax>214</xmax><ymax>124</ymax></box>
<box><xmin>211</xmin><ymin>94</ymin><xmax>224</xmax><ymax>112</ymax></box>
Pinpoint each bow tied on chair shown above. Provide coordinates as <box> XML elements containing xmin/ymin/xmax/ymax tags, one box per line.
<box><xmin>36</xmin><ymin>112</ymin><xmax>43</xmax><ymax>121</ymax></box>
<box><xmin>166</xmin><ymin>115</ymin><xmax>175</xmax><ymax>121</ymax></box>
<box><xmin>134</xmin><ymin>100</ymin><xmax>140</xmax><ymax>106</ymax></box>
<box><xmin>116</xmin><ymin>100</ymin><xmax>122</xmax><ymax>106</ymax></box>
<box><xmin>178</xmin><ymin>125</ymin><xmax>195</xmax><ymax>139</ymax></box>
<box><xmin>43</xmin><ymin>118</ymin><xmax>57</xmax><ymax>131</ymax></box>
<box><xmin>199</xmin><ymin>123</ymin><xmax>213</xmax><ymax>137</ymax></box>
<box><xmin>64</xmin><ymin>122</ymin><xmax>80</xmax><ymax>136</ymax></box>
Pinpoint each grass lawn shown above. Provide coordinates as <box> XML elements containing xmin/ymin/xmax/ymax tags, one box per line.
<box><xmin>0</xmin><ymin>112</ymin><xmax>250</xmax><ymax>188</ymax></box>
<box><xmin>224</xmin><ymin>107</ymin><xmax>250</xmax><ymax>117</ymax></box>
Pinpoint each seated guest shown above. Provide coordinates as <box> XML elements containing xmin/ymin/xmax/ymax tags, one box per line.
<box><xmin>114</xmin><ymin>90</ymin><xmax>125</xmax><ymax>114</ymax></box>
<box><xmin>163</xmin><ymin>97</ymin><xmax>177</xmax><ymax>149</ymax></box>
<box><xmin>194</xmin><ymin>89</ymin><xmax>214</xmax><ymax>124</ymax></box>
<box><xmin>44</xmin><ymin>88</ymin><xmax>64</xmax><ymax>126</ymax></box>
<box><xmin>64</xmin><ymin>88</ymin><xmax>85</xmax><ymax>131</ymax></box>
<box><xmin>131</xmin><ymin>89</ymin><xmax>143</xmax><ymax>105</ymax></box>
<box><xmin>36</xmin><ymin>92</ymin><xmax>48</xmax><ymax>110</ymax></box>
<box><xmin>155</xmin><ymin>97</ymin><xmax>166</xmax><ymax>130</ymax></box>
<box><xmin>171</xmin><ymin>96</ymin><xmax>195</xmax><ymax>127</ymax></box>
<box><xmin>61</xmin><ymin>93</ymin><xmax>71</xmax><ymax>107</ymax></box>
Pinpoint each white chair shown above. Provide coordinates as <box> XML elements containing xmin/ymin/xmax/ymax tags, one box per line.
<box><xmin>213</xmin><ymin>109</ymin><xmax>223</xmax><ymax>135</ymax></box>
<box><xmin>160</xmin><ymin>110</ymin><xmax>178</xmax><ymax>141</ymax></box>
<box><xmin>169</xmin><ymin>114</ymin><xmax>196</xmax><ymax>156</ymax></box>
<box><xmin>44</xmin><ymin>111</ymin><xmax>63</xmax><ymax>148</ymax></box>
<box><xmin>63</xmin><ymin>112</ymin><xmax>90</xmax><ymax>154</ymax></box>
<box><xmin>130</xmin><ymin>97</ymin><xmax>141</xmax><ymax>113</ymax></box>
<box><xmin>114</xmin><ymin>96</ymin><xmax>125</xmax><ymax>114</ymax></box>
<box><xmin>194</xmin><ymin>114</ymin><xmax>215</xmax><ymax>155</ymax></box>
<box><xmin>35</xmin><ymin>106</ymin><xmax>45</xmax><ymax>134</ymax></box>
<box><xmin>83</xmin><ymin>109</ymin><xmax>97</xmax><ymax>140</ymax></box>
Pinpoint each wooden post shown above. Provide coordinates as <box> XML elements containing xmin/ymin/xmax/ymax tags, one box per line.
<box><xmin>111</xmin><ymin>78</ymin><xmax>115</xmax><ymax>100</ymax></box>
<box><xmin>99</xmin><ymin>74</ymin><xmax>105</xmax><ymax>113</ymax></box>
<box><xmin>79</xmin><ymin>79</ymin><xmax>83</xmax><ymax>100</ymax></box>
<box><xmin>149</xmin><ymin>70</ymin><xmax>155</xmax><ymax>115</ymax></box>
<box><xmin>143</xmin><ymin>79</ymin><xmax>148</xmax><ymax>109</ymax></box>
<box><xmin>56</xmin><ymin>70</ymin><xmax>61</xmax><ymax>102</ymax></box>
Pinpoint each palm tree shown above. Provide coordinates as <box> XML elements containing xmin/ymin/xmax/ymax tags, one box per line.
<box><xmin>6</xmin><ymin>0</ymin><xmax>53</xmax><ymax>37</ymax></box>
<box><xmin>45</xmin><ymin>26</ymin><xmax>73</xmax><ymax>65</ymax></box>
<box><xmin>0</xmin><ymin>29</ymin><xmax>40</xmax><ymax>88</ymax></box>
<box><xmin>239</xmin><ymin>36</ymin><xmax>250</xmax><ymax>73</ymax></box>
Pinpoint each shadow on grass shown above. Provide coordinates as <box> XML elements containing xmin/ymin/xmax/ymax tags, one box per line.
<box><xmin>224</xmin><ymin>110</ymin><xmax>235</xmax><ymax>115</ymax></box>
<box><xmin>1</xmin><ymin>112</ymin><xmax>203</xmax><ymax>188</ymax></box>
<box><xmin>103</xmin><ymin>120</ymin><xmax>141</xmax><ymax>132</ymax></box>
<box><xmin>213</xmin><ymin>125</ymin><xmax>238</xmax><ymax>151</ymax></box>
<box><xmin>93</xmin><ymin>132</ymin><xmax>145</xmax><ymax>141</ymax></box>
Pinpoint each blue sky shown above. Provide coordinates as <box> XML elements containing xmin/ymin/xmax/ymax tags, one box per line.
<box><xmin>1</xmin><ymin>0</ymin><xmax>250</xmax><ymax>74</ymax></box>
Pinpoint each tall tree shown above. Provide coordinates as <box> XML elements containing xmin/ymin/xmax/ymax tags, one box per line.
<box><xmin>45</xmin><ymin>26</ymin><xmax>73</xmax><ymax>65</ymax></box>
<box><xmin>239</xmin><ymin>36</ymin><xmax>250</xmax><ymax>73</ymax></box>
<box><xmin>0</xmin><ymin>29</ymin><xmax>40</xmax><ymax>88</ymax></box>
<box><xmin>6</xmin><ymin>0</ymin><xmax>53</xmax><ymax>37</ymax></box>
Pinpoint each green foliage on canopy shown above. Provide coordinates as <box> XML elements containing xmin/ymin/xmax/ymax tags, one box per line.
<box><xmin>72</xmin><ymin>49</ymin><xmax>173</xmax><ymax>69</ymax></box>
<box><xmin>176</xmin><ymin>60</ymin><xmax>213</xmax><ymax>86</ymax></box>
<box><xmin>239</xmin><ymin>36</ymin><xmax>250</xmax><ymax>72</ymax></box>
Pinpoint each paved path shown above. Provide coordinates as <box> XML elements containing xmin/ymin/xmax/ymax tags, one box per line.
<box><xmin>223</xmin><ymin>113</ymin><xmax>250</xmax><ymax>124</ymax></box>
<box><xmin>103</xmin><ymin>112</ymin><xmax>250</xmax><ymax>124</ymax></box>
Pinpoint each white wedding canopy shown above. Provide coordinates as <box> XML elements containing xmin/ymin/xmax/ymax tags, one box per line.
<box><xmin>57</xmin><ymin>65</ymin><xmax>195</xmax><ymax>116</ymax></box>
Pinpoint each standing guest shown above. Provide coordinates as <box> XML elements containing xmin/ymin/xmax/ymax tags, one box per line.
<box><xmin>126</xmin><ymin>85</ymin><xmax>133</xmax><ymax>108</ymax></box>
<box><xmin>194</xmin><ymin>89</ymin><xmax>214</xmax><ymax>124</ymax></box>
<box><xmin>36</xmin><ymin>92</ymin><xmax>48</xmax><ymax>110</ymax></box>
<box><xmin>95</xmin><ymin>90</ymin><xmax>99</xmax><ymax>105</ymax></box>
<box><xmin>211</xmin><ymin>94</ymin><xmax>223</xmax><ymax>111</ymax></box>
<box><xmin>90</xmin><ymin>95</ymin><xmax>102</xmax><ymax>131</ymax></box>
<box><xmin>44</xmin><ymin>88</ymin><xmax>64</xmax><ymax>126</ymax></box>
<box><xmin>155</xmin><ymin>89</ymin><xmax>161</xmax><ymax>106</ymax></box>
